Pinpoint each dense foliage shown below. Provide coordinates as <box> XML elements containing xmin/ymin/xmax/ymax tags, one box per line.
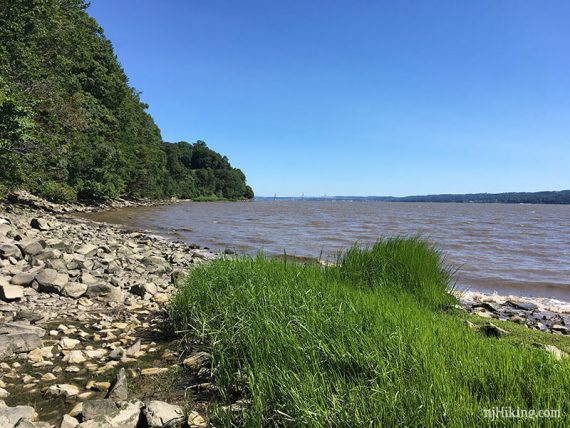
<box><xmin>0</xmin><ymin>0</ymin><xmax>252</xmax><ymax>202</ymax></box>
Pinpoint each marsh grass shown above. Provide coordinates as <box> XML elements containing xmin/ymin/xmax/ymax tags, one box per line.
<box><xmin>171</xmin><ymin>238</ymin><xmax>570</xmax><ymax>427</ymax></box>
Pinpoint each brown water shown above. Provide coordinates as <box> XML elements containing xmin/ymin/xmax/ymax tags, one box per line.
<box><xmin>80</xmin><ymin>201</ymin><xmax>570</xmax><ymax>301</ymax></box>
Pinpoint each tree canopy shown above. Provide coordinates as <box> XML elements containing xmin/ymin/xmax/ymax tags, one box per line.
<box><xmin>0</xmin><ymin>0</ymin><xmax>253</xmax><ymax>202</ymax></box>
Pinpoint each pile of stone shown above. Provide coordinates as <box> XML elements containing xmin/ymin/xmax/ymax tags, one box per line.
<box><xmin>460</xmin><ymin>296</ymin><xmax>570</xmax><ymax>335</ymax></box>
<box><xmin>0</xmin><ymin>206</ymin><xmax>217</xmax><ymax>310</ymax></box>
<box><xmin>0</xmin><ymin>368</ymin><xmax>208</xmax><ymax>427</ymax></box>
<box><xmin>0</xmin><ymin>201</ymin><xmax>219</xmax><ymax>426</ymax></box>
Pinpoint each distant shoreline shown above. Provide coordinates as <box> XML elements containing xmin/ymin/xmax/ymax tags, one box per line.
<box><xmin>257</xmin><ymin>189</ymin><xmax>570</xmax><ymax>204</ymax></box>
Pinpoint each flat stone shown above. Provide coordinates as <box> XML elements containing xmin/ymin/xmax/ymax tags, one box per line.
<box><xmin>0</xmin><ymin>285</ymin><xmax>24</xmax><ymax>301</ymax></box>
<box><xmin>140</xmin><ymin>367</ymin><xmax>169</xmax><ymax>376</ymax></box>
<box><xmin>62</xmin><ymin>282</ymin><xmax>88</xmax><ymax>298</ymax></box>
<box><xmin>506</xmin><ymin>301</ymin><xmax>537</xmax><ymax>311</ymax></box>
<box><xmin>46</xmin><ymin>384</ymin><xmax>80</xmax><ymax>398</ymax></box>
<box><xmin>76</xmin><ymin>244</ymin><xmax>98</xmax><ymax>257</ymax></box>
<box><xmin>0</xmin><ymin>323</ymin><xmax>46</xmax><ymax>337</ymax></box>
<box><xmin>0</xmin><ymin>388</ymin><xmax>9</xmax><ymax>398</ymax></box>
<box><xmin>59</xmin><ymin>337</ymin><xmax>80</xmax><ymax>350</ymax></box>
<box><xmin>65</xmin><ymin>350</ymin><xmax>87</xmax><ymax>364</ymax></box>
<box><xmin>143</xmin><ymin>400</ymin><xmax>184</xmax><ymax>427</ymax></box>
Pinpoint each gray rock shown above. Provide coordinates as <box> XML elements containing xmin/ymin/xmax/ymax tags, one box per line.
<box><xmin>125</xmin><ymin>339</ymin><xmax>141</xmax><ymax>357</ymax></box>
<box><xmin>130</xmin><ymin>282</ymin><xmax>157</xmax><ymax>297</ymax></box>
<box><xmin>0</xmin><ymin>224</ymin><xmax>12</xmax><ymax>237</ymax></box>
<box><xmin>143</xmin><ymin>401</ymin><xmax>185</xmax><ymax>428</ymax></box>
<box><xmin>85</xmin><ymin>284</ymin><xmax>124</xmax><ymax>303</ymax></box>
<box><xmin>544</xmin><ymin>344</ymin><xmax>568</xmax><ymax>361</ymax></box>
<box><xmin>0</xmin><ymin>285</ymin><xmax>24</xmax><ymax>301</ymax></box>
<box><xmin>35</xmin><ymin>269</ymin><xmax>68</xmax><ymax>293</ymax></box>
<box><xmin>60</xmin><ymin>415</ymin><xmax>79</xmax><ymax>428</ymax></box>
<box><xmin>10</xmin><ymin>272</ymin><xmax>36</xmax><ymax>286</ymax></box>
<box><xmin>107</xmin><ymin>368</ymin><xmax>128</xmax><ymax>402</ymax></box>
<box><xmin>0</xmin><ymin>405</ymin><xmax>36</xmax><ymax>427</ymax></box>
<box><xmin>77</xmin><ymin>401</ymin><xmax>142</xmax><ymax>428</ymax></box>
<box><xmin>30</xmin><ymin>218</ymin><xmax>50</xmax><ymax>231</ymax></box>
<box><xmin>481</xmin><ymin>323</ymin><xmax>508</xmax><ymax>337</ymax></box>
<box><xmin>0</xmin><ymin>333</ymin><xmax>43</xmax><ymax>358</ymax></box>
<box><xmin>21</xmin><ymin>241</ymin><xmax>44</xmax><ymax>257</ymax></box>
<box><xmin>506</xmin><ymin>301</ymin><xmax>537</xmax><ymax>312</ymax></box>
<box><xmin>46</xmin><ymin>384</ymin><xmax>80</xmax><ymax>398</ymax></box>
<box><xmin>183</xmin><ymin>351</ymin><xmax>212</xmax><ymax>371</ymax></box>
<box><xmin>0</xmin><ymin>244</ymin><xmax>22</xmax><ymax>260</ymax></box>
<box><xmin>62</xmin><ymin>282</ymin><xmax>88</xmax><ymax>299</ymax></box>
<box><xmin>0</xmin><ymin>322</ymin><xmax>46</xmax><ymax>337</ymax></box>
<box><xmin>76</xmin><ymin>244</ymin><xmax>98</xmax><ymax>257</ymax></box>
<box><xmin>15</xmin><ymin>310</ymin><xmax>44</xmax><ymax>323</ymax></box>
<box><xmin>109</xmin><ymin>347</ymin><xmax>126</xmax><ymax>361</ymax></box>
<box><xmin>82</xmin><ymin>400</ymin><xmax>118</xmax><ymax>421</ymax></box>
<box><xmin>15</xmin><ymin>420</ymin><xmax>51</xmax><ymax>428</ymax></box>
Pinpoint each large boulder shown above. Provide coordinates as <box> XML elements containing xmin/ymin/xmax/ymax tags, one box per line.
<box><xmin>143</xmin><ymin>401</ymin><xmax>184</xmax><ymax>427</ymax></box>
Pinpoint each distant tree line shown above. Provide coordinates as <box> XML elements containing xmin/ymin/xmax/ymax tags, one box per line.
<box><xmin>260</xmin><ymin>190</ymin><xmax>570</xmax><ymax>204</ymax></box>
<box><xmin>0</xmin><ymin>0</ymin><xmax>253</xmax><ymax>202</ymax></box>
<box><xmin>392</xmin><ymin>190</ymin><xmax>570</xmax><ymax>204</ymax></box>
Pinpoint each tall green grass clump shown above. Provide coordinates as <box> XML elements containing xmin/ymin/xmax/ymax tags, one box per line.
<box><xmin>171</xmin><ymin>238</ymin><xmax>570</xmax><ymax>427</ymax></box>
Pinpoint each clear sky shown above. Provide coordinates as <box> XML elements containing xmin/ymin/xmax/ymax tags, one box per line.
<box><xmin>88</xmin><ymin>0</ymin><xmax>570</xmax><ymax>197</ymax></box>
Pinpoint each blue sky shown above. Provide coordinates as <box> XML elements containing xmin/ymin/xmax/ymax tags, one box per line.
<box><xmin>88</xmin><ymin>0</ymin><xmax>570</xmax><ymax>197</ymax></box>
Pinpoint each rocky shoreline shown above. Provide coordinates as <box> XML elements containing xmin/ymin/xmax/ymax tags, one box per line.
<box><xmin>458</xmin><ymin>290</ymin><xmax>570</xmax><ymax>336</ymax></box>
<box><xmin>0</xmin><ymin>197</ymin><xmax>219</xmax><ymax>427</ymax></box>
<box><xmin>1</xmin><ymin>194</ymin><xmax>569</xmax><ymax>427</ymax></box>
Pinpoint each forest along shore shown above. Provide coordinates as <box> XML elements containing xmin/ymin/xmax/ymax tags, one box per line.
<box><xmin>0</xmin><ymin>195</ymin><xmax>218</xmax><ymax>427</ymax></box>
<box><xmin>0</xmin><ymin>194</ymin><xmax>569</xmax><ymax>426</ymax></box>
